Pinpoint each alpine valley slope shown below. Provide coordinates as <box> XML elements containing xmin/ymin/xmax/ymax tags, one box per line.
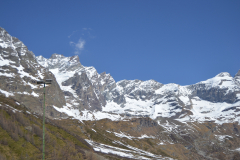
<box><xmin>2</xmin><ymin>27</ymin><xmax>240</xmax><ymax>159</ymax></box>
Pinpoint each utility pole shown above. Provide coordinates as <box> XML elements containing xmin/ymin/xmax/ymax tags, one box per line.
<box><xmin>37</xmin><ymin>79</ymin><xmax>52</xmax><ymax>160</ymax></box>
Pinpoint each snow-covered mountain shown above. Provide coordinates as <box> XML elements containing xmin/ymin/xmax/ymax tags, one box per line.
<box><xmin>36</xmin><ymin>53</ymin><xmax>116</xmax><ymax>113</ymax></box>
<box><xmin>2</xmin><ymin>27</ymin><xmax>240</xmax><ymax>159</ymax></box>
<box><xmin>1</xmin><ymin>26</ymin><xmax>240</xmax><ymax>125</ymax></box>
<box><xmin>36</xmin><ymin>53</ymin><xmax>240</xmax><ymax>125</ymax></box>
<box><xmin>0</xmin><ymin>27</ymin><xmax>66</xmax><ymax>118</ymax></box>
<box><xmin>35</xmin><ymin>52</ymin><xmax>240</xmax><ymax>159</ymax></box>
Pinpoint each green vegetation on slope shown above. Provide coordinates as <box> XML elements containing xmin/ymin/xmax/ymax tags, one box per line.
<box><xmin>0</xmin><ymin>95</ymin><xmax>92</xmax><ymax>160</ymax></box>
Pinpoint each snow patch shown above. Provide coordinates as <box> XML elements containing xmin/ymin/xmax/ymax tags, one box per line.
<box><xmin>0</xmin><ymin>89</ymin><xmax>14</xmax><ymax>97</ymax></box>
<box><xmin>215</xmin><ymin>135</ymin><xmax>233</xmax><ymax>142</ymax></box>
<box><xmin>85</xmin><ymin>139</ymin><xmax>172</xmax><ymax>159</ymax></box>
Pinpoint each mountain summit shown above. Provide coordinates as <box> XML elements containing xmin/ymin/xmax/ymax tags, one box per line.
<box><xmin>0</xmin><ymin>27</ymin><xmax>66</xmax><ymax>118</ymax></box>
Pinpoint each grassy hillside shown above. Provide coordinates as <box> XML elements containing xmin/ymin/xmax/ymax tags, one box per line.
<box><xmin>0</xmin><ymin>95</ymin><xmax>103</xmax><ymax>160</ymax></box>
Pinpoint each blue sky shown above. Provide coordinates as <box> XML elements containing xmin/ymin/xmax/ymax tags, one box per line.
<box><xmin>1</xmin><ymin>0</ymin><xmax>239</xmax><ymax>85</ymax></box>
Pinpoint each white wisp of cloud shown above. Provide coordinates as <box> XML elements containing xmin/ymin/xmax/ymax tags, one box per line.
<box><xmin>70</xmin><ymin>38</ymin><xmax>86</xmax><ymax>55</ymax></box>
<box><xmin>76</xmin><ymin>39</ymin><xmax>85</xmax><ymax>50</ymax></box>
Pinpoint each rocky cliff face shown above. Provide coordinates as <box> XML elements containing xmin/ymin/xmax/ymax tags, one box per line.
<box><xmin>0</xmin><ymin>27</ymin><xmax>66</xmax><ymax>118</ymax></box>
<box><xmin>36</xmin><ymin>53</ymin><xmax>116</xmax><ymax>112</ymax></box>
<box><xmin>35</xmin><ymin>50</ymin><xmax>240</xmax><ymax>125</ymax></box>
<box><xmin>188</xmin><ymin>72</ymin><xmax>240</xmax><ymax>103</ymax></box>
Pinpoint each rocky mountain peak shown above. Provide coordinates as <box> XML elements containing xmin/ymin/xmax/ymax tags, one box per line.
<box><xmin>69</xmin><ymin>55</ymin><xmax>80</xmax><ymax>63</ymax></box>
<box><xmin>100</xmin><ymin>71</ymin><xmax>106</xmax><ymax>76</ymax></box>
<box><xmin>215</xmin><ymin>72</ymin><xmax>232</xmax><ymax>77</ymax></box>
<box><xmin>234</xmin><ymin>69</ymin><xmax>240</xmax><ymax>78</ymax></box>
<box><xmin>49</xmin><ymin>53</ymin><xmax>79</xmax><ymax>63</ymax></box>
<box><xmin>37</xmin><ymin>53</ymin><xmax>82</xmax><ymax>71</ymax></box>
<box><xmin>0</xmin><ymin>28</ymin><xmax>66</xmax><ymax>118</ymax></box>
<box><xmin>36</xmin><ymin>55</ymin><xmax>46</xmax><ymax>61</ymax></box>
<box><xmin>50</xmin><ymin>53</ymin><xmax>65</xmax><ymax>59</ymax></box>
<box><xmin>0</xmin><ymin>27</ymin><xmax>38</xmax><ymax>69</ymax></box>
<box><xmin>0</xmin><ymin>27</ymin><xmax>6</xmax><ymax>36</ymax></box>
<box><xmin>0</xmin><ymin>27</ymin><xmax>9</xmax><ymax>38</ymax></box>
<box><xmin>0</xmin><ymin>27</ymin><xmax>27</xmax><ymax>53</ymax></box>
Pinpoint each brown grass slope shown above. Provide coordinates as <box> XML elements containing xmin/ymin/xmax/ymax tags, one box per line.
<box><xmin>0</xmin><ymin>95</ymin><xmax>108</xmax><ymax>160</ymax></box>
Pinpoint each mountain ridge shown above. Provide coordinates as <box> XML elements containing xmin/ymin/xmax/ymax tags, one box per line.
<box><xmin>1</xmin><ymin>26</ymin><xmax>240</xmax><ymax>125</ymax></box>
<box><xmin>0</xmin><ymin>27</ymin><xmax>67</xmax><ymax>118</ymax></box>
<box><xmin>2</xmin><ymin>26</ymin><xmax>240</xmax><ymax>160</ymax></box>
<box><xmin>36</xmin><ymin>53</ymin><xmax>240</xmax><ymax>125</ymax></box>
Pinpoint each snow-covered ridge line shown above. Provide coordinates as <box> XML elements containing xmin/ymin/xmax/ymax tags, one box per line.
<box><xmin>35</xmin><ymin>53</ymin><xmax>240</xmax><ymax>124</ymax></box>
<box><xmin>2</xmin><ymin>26</ymin><xmax>240</xmax><ymax>125</ymax></box>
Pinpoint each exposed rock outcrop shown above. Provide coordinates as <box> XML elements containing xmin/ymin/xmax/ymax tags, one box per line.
<box><xmin>0</xmin><ymin>27</ymin><xmax>66</xmax><ymax>118</ymax></box>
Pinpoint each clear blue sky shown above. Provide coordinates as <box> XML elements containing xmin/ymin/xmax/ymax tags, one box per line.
<box><xmin>1</xmin><ymin>0</ymin><xmax>239</xmax><ymax>85</ymax></box>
